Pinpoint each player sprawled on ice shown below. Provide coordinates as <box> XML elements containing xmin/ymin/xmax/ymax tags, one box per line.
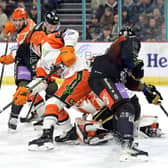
<box><xmin>0</xmin><ymin>10</ymin><xmax>61</xmax><ymax>131</ymax></box>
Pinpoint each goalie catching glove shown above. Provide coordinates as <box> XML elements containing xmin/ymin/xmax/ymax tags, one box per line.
<box><xmin>13</xmin><ymin>86</ymin><xmax>31</xmax><ymax>105</ymax></box>
<box><xmin>142</xmin><ymin>84</ymin><xmax>163</xmax><ymax>105</ymax></box>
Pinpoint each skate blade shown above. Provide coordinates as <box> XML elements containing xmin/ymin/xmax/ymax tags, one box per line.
<box><xmin>120</xmin><ymin>154</ymin><xmax>149</xmax><ymax>162</ymax></box>
<box><xmin>56</xmin><ymin>140</ymin><xmax>80</xmax><ymax>145</ymax></box>
<box><xmin>28</xmin><ymin>143</ymin><xmax>55</xmax><ymax>151</ymax></box>
<box><xmin>89</xmin><ymin>134</ymin><xmax>113</xmax><ymax>145</ymax></box>
<box><xmin>8</xmin><ymin>128</ymin><xmax>17</xmax><ymax>134</ymax></box>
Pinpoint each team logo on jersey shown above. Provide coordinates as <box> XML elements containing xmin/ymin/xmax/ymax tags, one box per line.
<box><xmin>99</xmin><ymin>89</ymin><xmax>114</xmax><ymax>109</ymax></box>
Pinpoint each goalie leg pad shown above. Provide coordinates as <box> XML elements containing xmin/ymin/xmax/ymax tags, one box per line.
<box><xmin>75</xmin><ymin>118</ymin><xmax>113</xmax><ymax>145</ymax></box>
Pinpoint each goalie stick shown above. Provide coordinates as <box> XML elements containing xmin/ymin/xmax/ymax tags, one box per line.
<box><xmin>0</xmin><ymin>33</ymin><xmax>10</xmax><ymax>89</ymax></box>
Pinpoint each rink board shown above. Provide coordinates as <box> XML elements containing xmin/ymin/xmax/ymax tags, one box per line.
<box><xmin>0</xmin><ymin>42</ymin><xmax>168</xmax><ymax>85</ymax></box>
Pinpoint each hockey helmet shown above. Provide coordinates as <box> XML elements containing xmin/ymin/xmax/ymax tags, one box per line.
<box><xmin>119</xmin><ymin>26</ymin><xmax>135</xmax><ymax>37</ymax></box>
<box><xmin>30</xmin><ymin>31</ymin><xmax>46</xmax><ymax>46</ymax></box>
<box><xmin>12</xmin><ymin>8</ymin><xmax>27</xmax><ymax>20</ymax></box>
<box><xmin>44</xmin><ymin>11</ymin><xmax>60</xmax><ymax>25</ymax></box>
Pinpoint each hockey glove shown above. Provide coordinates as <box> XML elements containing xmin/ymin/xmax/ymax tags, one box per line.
<box><xmin>0</xmin><ymin>53</ymin><xmax>15</xmax><ymax>64</ymax></box>
<box><xmin>130</xmin><ymin>59</ymin><xmax>144</xmax><ymax>80</ymax></box>
<box><xmin>60</xmin><ymin>46</ymin><xmax>76</xmax><ymax>67</ymax></box>
<box><xmin>13</xmin><ymin>86</ymin><xmax>31</xmax><ymax>105</ymax></box>
<box><xmin>142</xmin><ymin>84</ymin><xmax>163</xmax><ymax>105</ymax></box>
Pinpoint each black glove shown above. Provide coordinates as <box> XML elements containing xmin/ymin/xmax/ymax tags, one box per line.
<box><xmin>143</xmin><ymin>84</ymin><xmax>163</xmax><ymax>105</ymax></box>
<box><xmin>50</xmin><ymin>62</ymin><xmax>65</xmax><ymax>76</ymax></box>
<box><xmin>131</xmin><ymin>59</ymin><xmax>144</xmax><ymax>80</ymax></box>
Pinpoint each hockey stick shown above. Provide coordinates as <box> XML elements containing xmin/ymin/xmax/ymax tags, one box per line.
<box><xmin>160</xmin><ymin>104</ymin><xmax>168</xmax><ymax>117</ymax></box>
<box><xmin>20</xmin><ymin>93</ymin><xmax>38</xmax><ymax>122</ymax></box>
<box><xmin>0</xmin><ymin>34</ymin><xmax>10</xmax><ymax>89</ymax></box>
<box><xmin>0</xmin><ymin>70</ymin><xmax>56</xmax><ymax>114</ymax></box>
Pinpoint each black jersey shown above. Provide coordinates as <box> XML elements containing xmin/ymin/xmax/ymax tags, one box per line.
<box><xmin>15</xmin><ymin>22</ymin><xmax>44</xmax><ymax>77</ymax></box>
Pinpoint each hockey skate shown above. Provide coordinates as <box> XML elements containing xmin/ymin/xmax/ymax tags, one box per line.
<box><xmin>28</xmin><ymin>126</ymin><xmax>54</xmax><ymax>151</ymax></box>
<box><xmin>55</xmin><ymin>126</ymin><xmax>79</xmax><ymax>145</ymax></box>
<box><xmin>8</xmin><ymin>116</ymin><xmax>18</xmax><ymax>132</ymax></box>
<box><xmin>120</xmin><ymin>140</ymin><xmax>149</xmax><ymax>162</ymax></box>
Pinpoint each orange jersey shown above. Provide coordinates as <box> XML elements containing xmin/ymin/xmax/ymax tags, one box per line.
<box><xmin>43</xmin><ymin>32</ymin><xmax>65</xmax><ymax>49</ymax></box>
<box><xmin>17</xmin><ymin>18</ymin><xmax>35</xmax><ymax>45</ymax></box>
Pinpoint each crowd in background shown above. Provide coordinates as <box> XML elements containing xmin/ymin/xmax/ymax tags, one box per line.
<box><xmin>0</xmin><ymin>0</ymin><xmax>61</xmax><ymax>41</ymax></box>
<box><xmin>0</xmin><ymin>0</ymin><xmax>166</xmax><ymax>42</ymax></box>
<box><xmin>87</xmin><ymin>0</ymin><xmax>165</xmax><ymax>41</ymax></box>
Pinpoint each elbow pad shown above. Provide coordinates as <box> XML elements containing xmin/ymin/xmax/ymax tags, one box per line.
<box><xmin>63</xmin><ymin>29</ymin><xmax>79</xmax><ymax>46</ymax></box>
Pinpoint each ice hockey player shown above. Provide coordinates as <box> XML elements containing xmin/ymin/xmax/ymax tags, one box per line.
<box><xmin>13</xmin><ymin>10</ymin><xmax>61</xmax><ymax>127</ymax></box>
<box><xmin>0</xmin><ymin>10</ymin><xmax>61</xmax><ymax>131</ymax></box>
<box><xmin>12</xmin><ymin>26</ymin><xmax>93</xmax><ymax>151</ymax></box>
<box><xmin>86</xmin><ymin>26</ymin><xmax>163</xmax><ymax>161</ymax></box>
<box><xmin>0</xmin><ymin>8</ymin><xmax>35</xmax><ymax>64</ymax></box>
<box><xmin>0</xmin><ymin>8</ymin><xmax>35</xmax><ymax>130</ymax></box>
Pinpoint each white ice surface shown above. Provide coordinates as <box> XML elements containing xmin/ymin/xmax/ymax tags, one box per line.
<box><xmin>0</xmin><ymin>85</ymin><xmax>168</xmax><ymax>168</ymax></box>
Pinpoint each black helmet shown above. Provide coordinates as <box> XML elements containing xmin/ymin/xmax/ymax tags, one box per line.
<box><xmin>119</xmin><ymin>26</ymin><xmax>135</xmax><ymax>37</ymax></box>
<box><xmin>44</xmin><ymin>11</ymin><xmax>60</xmax><ymax>25</ymax></box>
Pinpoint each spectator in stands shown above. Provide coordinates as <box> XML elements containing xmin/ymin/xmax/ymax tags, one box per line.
<box><xmin>100</xmin><ymin>6</ymin><xmax>114</xmax><ymax>27</ymax></box>
<box><xmin>134</xmin><ymin>13</ymin><xmax>149</xmax><ymax>41</ymax></box>
<box><xmin>152</xmin><ymin>8</ymin><xmax>164</xmax><ymax>27</ymax></box>
<box><xmin>95</xmin><ymin>0</ymin><xmax>118</xmax><ymax>22</ymax></box>
<box><xmin>96</xmin><ymin>24</ymin><xmax>114</xmax><ymax>41</ymax></box>
<box><xmin>122</xmin><ymin>7</ymin><xmax>130</xmax><ymax>25</ymax></box>
<box><xmin>139</xmin><ymin>0</ymin><xmax>156</xmax><ymax>16</ymax></box>
<box><xmin>5</xmin><ymin>0</ymin><xmax>17</xmax><ymax>17</ymax></box>
<box><xmin>86</xmin><ymin>14</ymin><xmax>102</xmax><ymax>41</ymax></box>
<box><xmin>128</xmin><ymin>0</ymin><xmax>143</xmax><ymax>24</ymax></box>
<box><xmin>29</xmin><ymin>5</ymin><xmax>37</xmax><ymax>23</ymax></box>
<box><xmin>0</xmin><ymin>0</ymin><xmax>8</xmax><ymax>16</ymax></box>
<box><xmin>123</xmin><ymin>0</ymin><xmax>134</xmax><ymax>9</ymax></box>
<box><xmin>0</xmin><ymin>6</ymin><xmax>8</xmax><ymax>33</ymax></box>
<box><xmin>17</xmin><ymin>0</ymin><xmax>26</xmax><ymax>9</ymax></box>
<box><xmin>95</xmin><ymin>4</ymin><xmax>105</xmax><ymax>21</ymax></box>
<box><xmin>155</xmin><ymin>0</ymin><xmax>164</xmax><ymax>15</ymax></box>
<box><xmin>145</xmin><ymin>17</ymin><xmax>162</xmax><ymax>41</ymax></box>
<box><xmin>111</xmin><ymin>14</ymin><xmax>119</xmax><ymax>39</ymax></box>
<box><xmin>0</xmin><ymin>6</ymin><xmax>8</xmax><ymax>41</ymax></box>
<box><xmin>105</xmin><ymin>0</ymin><xmax>118</xmax><ymax>15</ymax></box>
<box><xmin>91</xmin><ymin>0</ymin><xmax>105</xmax><ymax>13</ymax></box>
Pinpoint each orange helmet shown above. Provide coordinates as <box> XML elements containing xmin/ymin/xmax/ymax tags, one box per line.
<box><xmin>30</xmin><ymin>31</ymin><xmax>47</xmax><ymax>46</ymax></box>
<box><xmin>12</xmin><ymin>8</ymin><xmax>27</xmax><ymax>19</ymax></box>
